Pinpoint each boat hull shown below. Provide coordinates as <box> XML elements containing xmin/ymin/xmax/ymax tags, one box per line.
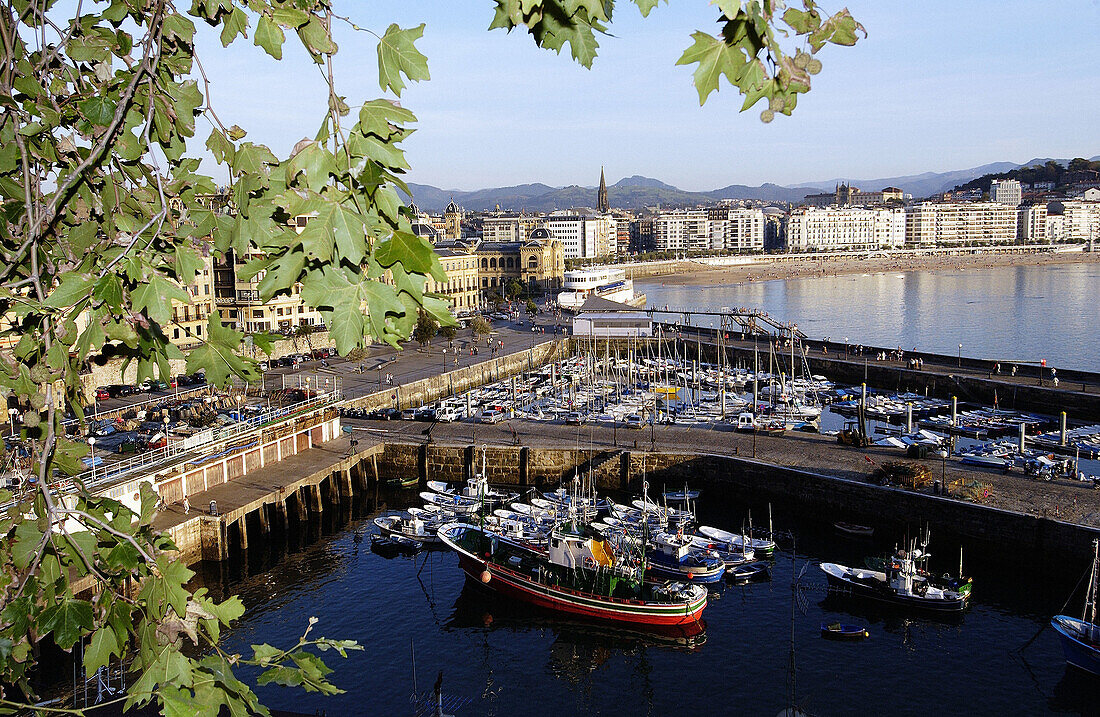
<box><xmin>822</xmin><ymin>565</ymin><xmax>969</xmax><ymax>612</ymax></box>
<box><xmin>1052</xmin><ymin>616</ymin><xmax>1100</xmax><ymax>676</ymax></box>
<box><xmin>455</xmin><ymin>553</ymin><xmax>706</xmax><ymax>627</ymax></box>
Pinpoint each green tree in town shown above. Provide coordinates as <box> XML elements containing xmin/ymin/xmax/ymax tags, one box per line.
<box><xmin>0</xmin><ymin>0</ymin><xmax>862</xmax><ymax>713</ymax></box>
<box><xmin>525</xmin><ymin>298</ymin><xmax>538</xmax><ymax>317</ymax></box>
<box><xmin>413</xmin><ymin>309</ymin><xmax>438</xmax><ymax>351</ymax></box>
<box><xmin>505</xmin><ymin>278</ymin><xmax>525</xmax><ymax>300</ymax></box>
<box><xmin>470</xmin><ymin>316</ymin><xmax>492</xmax><ymax>338</ymax></box>
<box><xmin>439</xmin><ymin>323</ymin><xmax>458</xmax><ymax>342</ymax></box>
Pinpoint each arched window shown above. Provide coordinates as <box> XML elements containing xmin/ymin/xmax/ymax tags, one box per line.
<box><xmin>528</xmin><ymin>256</ymin><xmax>538</xmax><ymax>269</ymax></box>
<box><xmin>490</xmin><ymin>258</ymin><xmax>497</xmax><ymax>269</ymax></box>
<box><xmin>481</xmin><ymin>258</ymin><xmax>488</xmax><ymax>269</ymax></box>
<box><xmin>506</xmin><ymin>257</ymin><xmax>514</xmax><ymax>269</ymax></box>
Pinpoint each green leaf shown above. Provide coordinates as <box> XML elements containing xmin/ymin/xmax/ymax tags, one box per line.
<box><xmin>44</xmin><ymin>273</ymin><xmax>95</xmax><ymax>308</ymax></box>
<box><xmin>10</xmin><ymin>522</ymin><xmax>42</xmax><ymax>570</ymax></box>
<box><xmin>85</xmin><ymin>626</ymin><xmax>122</xmax><ymax>677</ymax></box>
<box><xmin>256</xmin><ymin>249</ymin><xmax>306</xmax><ymax>302</ymax></box>
<box><xmin>206</xmin><ymin>128</ymin><xmax>235</xmax><ymax>164</ymax></box>
<box><xmin>220</xmin><ymin>7</ymin><xmax>249</xmax><ymax>46</ymax></box>
<box><xmin>676</xmin><ymin>31</ymin><xmax>744</xmax><ymax>105</ymax></box>
<box><xmin>40</xmin><ymin>598</ymin><xmax>94</xmax><ymax>650</ymax></box>
<box><xmin>255</xmin><ymin>14</ymin><xmax>285</xmax><ymax>60</ymax></box>
<box><xmin>633</xmin><ymin>0</ymin><xmax>661</xmax><ymax>17</ymax></box>
<box><xmin>286</xmin><ymin>141</ymin><xmax>336</xmax><ymax>191</ymax></box>
<box><xmin>376</xmin><ymin>23</ymin><xmax>430</xmax><ymax>96</ymax></box>
<box><xmin>297</xmin><ymin>16</ymin><xmax>337</xmax><ymax>58</ymax></box>
<box><xmin>331</xmin><ymin>205</ymin><xmax>366</xmax><ymax>265</ymax></box>
<box><xmin>132</xmin><ymin>275</ymin><xmax>191</xmax><ymax>326</ymax></box>
<box><xmin>374</xmin><ymin>231</ymin><xmax>440</xmax><ymax>276</ymax></box>
<box><xmin>357</xmin><ymin>99</ymin><xmax>416</xmax><ymax>140</ymax></box>
<box><xmin>79</xmin><ymin>96</ymin><xmax>117</xmax><ymax>127</ymax></box>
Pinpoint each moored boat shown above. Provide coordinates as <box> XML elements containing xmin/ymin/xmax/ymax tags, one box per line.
<box><xmin>833</xmin><ymin>521</ymin><xmax>874</xmax><ymax>537</ymax></box>
<box><xmin>645</xmin><ymin>532</ymin><xmax>726</xmax><ymax>584</ymax></box>
<box><xmin>698</xmin><ymin>525</ymin><xmax>776</xmax><ymax>557</ymax></box>
<box><xmin>1051</xmin><ymin>538</ymin><xmax>1100</xmax><ymax>676</ymax></box>
<box><xmin>373</xmin><ymin>512</ymin><xmax>443</xmax><ymax>544</ymax></box>
<box><xmin>821</xmin><ymin>536</ymin><xmax>972</xmax><ymax>613</ymax></box>
<box><xmin>437</xmin><ymin>522</ymin><xmax>708</xmax><ymax>628</ymax></box>
<box><xmin>821</xmin><ymin>622</ymin><xmax>869</xmax><ymax>640</ymax></box>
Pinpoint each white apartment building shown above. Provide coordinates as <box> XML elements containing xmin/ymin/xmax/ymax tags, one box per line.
<box><xmin>545</xmin><ymin>213</ymin><xmax>612</xmax><ymax>259</ymax></box>
<box><xmin>1017</xmin><ymin>204</ymin><xmax>1047</xmax><ymax>243</ymax></box>
<box><xmin>903</xmin><ymin>202</ymin><xmax>1016</xmax><ymax>246</ymax></box>
<box><xmin>706</xmin><ymin>208</ymin><xmax>765</xmax><ymax>252</ymax></box>
<box><xmin>1048</xmin><ymin>201</ymin><xmax>1100</xmax><ymax>242</ymax></box>
<box><xmin>990</xmin><ymin>179</ymin><xmax>1022</xmax><ymax>207</ymax></box>
<box><xmin>653</xmin><ymin>210</ymin><xmax>709</xmax><ymax>252</ymax></box>
<box><xmin>786</xmin><ymin>207</ymin><xmax>905</xmax><ymax>252</ymax></box>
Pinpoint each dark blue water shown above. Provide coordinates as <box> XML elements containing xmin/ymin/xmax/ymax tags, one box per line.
<box><xmin>201</xmin><ymin>492</ymin><xmax>1098</xmax><ymax>716</ymax></box>
<box><xmin>637</xmin><ymin>263</ymin><xmax>1100</xmax><ymax>373</ymax></box>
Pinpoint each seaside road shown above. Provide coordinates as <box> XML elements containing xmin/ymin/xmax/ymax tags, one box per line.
<box><xmin>344</xmin><ymin>416</ymin><xmax>1100</xmax><ymax>530</ymax></box>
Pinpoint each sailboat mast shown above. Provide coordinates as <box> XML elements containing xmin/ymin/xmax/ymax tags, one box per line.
<box><xmin>1086</xmin><ymin>538</ymin><xmax>1099</xmax><ymax>625</ymax></box>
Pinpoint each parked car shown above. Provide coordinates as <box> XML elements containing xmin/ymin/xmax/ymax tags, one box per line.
<box><xmin>565</xmin><ymin>411</ymin><xmax>584</xmax><ymax>426</ymax></box>
<box><xmin>400</xmin><ymin>408</ymin><xmax>418</xmax><ymax>421</ymax></box>
<box><xmin>413</xmin><ymin>407</ymin><xmax>436</xmax><ymax>422</ymax></box>
<box><xmin>624</xmin><ymin>414</ymin><xmax>645</xmax><ymax>429</ymax></box>
<box><xmin>479</xmin><ymin>408</ymin><xmax>505</xmax><ymax>424</ymax></box>
<box><xmin>174</xmin><ymin>374</ymin><xmax>193</xmax><ymax>387</ymax></box>
<box><xmin>367</xmin><ymin>407</ymin><xmax>401</xmax><ymax>420</ymax></box>
<box><xmin>258</xmin><ymin>361</ymin><xmax>269</xmax><ymax>371</ymax></box>
<box><xmin>95</xmin><ymin>387</ymin><xmax>111</xmax><ymax>401</ymax></box>
<box><xmin>189</xmin><ymin>371</ymin><xmax>206</xmax><ymax>385</ymax></box>
<box><xmin>107</xmin><ymin>384</ymin><xmax>132</xmax><ymax>398</ymax></box>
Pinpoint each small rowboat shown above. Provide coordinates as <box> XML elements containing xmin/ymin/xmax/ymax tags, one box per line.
<box><xmin>370</xmin><ymin>533</ymin><xmax>423</xmax><ymax>558</ymax></box>
<box><xmin>833</xmin><ymin>521</ymin><xmax>874</xmax><ymax>537</ymax></box>
<box><xmin>821</xmin><ymin>622</ymin><xmax>869</xmax><ymax>640</ymax></box>
<box><xmin>727</xmin><ymin>562</ymin><xmax>769</xmax><ymax>583</ymax></box>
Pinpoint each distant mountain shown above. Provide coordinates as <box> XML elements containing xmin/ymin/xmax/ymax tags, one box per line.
<box><xmin>401</xmin><ymin>155</ymin><xmax>1100</xmax><ymax>212</ymax></box>
<box><xmin>613</xmin><ymin>175</ymin><xmax>679</xmax><ymax>190</ymax></box>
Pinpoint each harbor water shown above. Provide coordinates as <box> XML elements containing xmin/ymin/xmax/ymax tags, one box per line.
<box><xmin>199</xmin><ymin>488</ymin><xmax>1096</xmax><ymax>716</ymax></box>
<box><xmin>636</xmin><ymin>262</ymin><xmax>1100</xmax><ymax>373</ymax></box>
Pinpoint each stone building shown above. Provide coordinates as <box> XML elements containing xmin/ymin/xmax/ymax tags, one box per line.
<box><xmin>471</xmin><ymin>227</ymin><xmax>564</xmax><ymax>299</ymax></box>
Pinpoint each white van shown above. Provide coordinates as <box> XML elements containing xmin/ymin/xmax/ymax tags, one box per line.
<box><xmin>436</xmin><ymin>406</ymin><xmax>462</xmax><ymax>422</ymax></box>
<box><xmin>736</xmin><ymin>412</ymin><xmax>756</xmax><ymax>432</ymax></box>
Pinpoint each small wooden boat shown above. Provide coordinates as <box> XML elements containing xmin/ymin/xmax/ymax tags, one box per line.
<box><xmin>370</xmin><ymin>533</ymin><xmax>423</xmax><ymax>558</ymax></box>
<box><xmin>821</xmin><ymin>622</ymin><xmax>869</xmax><ymax>640</ymax></box>
<box><xmin>1052</xmin><ymin>538</ymin><xmax>1100</xmax><ymax>676</ymax></box>
<box><xmin>833</xmin><ymin>521</ymin><xmax>874</xmax><ymax>537</ymax></box>
<box><xmin>727</xmin><ymin>562</ymin><xmax>769</xmax><ymax>583</ymax></box>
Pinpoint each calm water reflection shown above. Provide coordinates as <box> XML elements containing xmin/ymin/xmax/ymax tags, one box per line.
<box><xmin>203</xmin><ymin>491</ymin><xmax>1095</xmax><ymax>716</ymax></box>
<box><xmin>637</xmin><ymin>262</ymin><xmax>1100</xmax><ymax>372</ymax></box>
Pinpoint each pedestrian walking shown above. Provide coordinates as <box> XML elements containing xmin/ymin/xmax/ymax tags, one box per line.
<box><xmin>183</xmin><ymin>497</ymin><xmax>190</xmax><ymax>514</ymax></box>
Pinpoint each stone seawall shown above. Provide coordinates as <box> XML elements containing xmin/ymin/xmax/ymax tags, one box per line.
<box><xmin>380</xmin><ymin>441</ymin><xmax>1100</xmax><ymax>559</ymax></box>
<box><xmin>344</xmin><ymin>339</ymin><xmax>571</xmax><ymax>413</ymax></box>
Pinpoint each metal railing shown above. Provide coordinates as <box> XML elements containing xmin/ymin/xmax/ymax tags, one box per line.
<box><xmin>77</xmin><ymin>390</ymin><xmax>342</xmax><ymax>493</ymax></box>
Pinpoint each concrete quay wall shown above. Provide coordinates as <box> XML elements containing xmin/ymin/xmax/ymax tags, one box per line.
<box><xmin>381</xmin><ymin>441</ymin><xmax>1100</xmax><ymax>559</ymax></box>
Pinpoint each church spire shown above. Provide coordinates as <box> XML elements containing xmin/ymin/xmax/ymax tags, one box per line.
<box><xmin>597</xmin><ymin>166</ymin><xmax>609</xmax><ymax>214</ymax></box>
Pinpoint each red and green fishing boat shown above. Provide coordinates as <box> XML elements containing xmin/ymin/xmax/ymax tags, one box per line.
<box><xmin>437</xmin><ymin>521</ymin><xmax>707</xmax><ymax>628</ymax></box>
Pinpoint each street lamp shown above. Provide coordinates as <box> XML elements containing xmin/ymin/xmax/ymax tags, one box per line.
<box><xmin>87</xmin><ymin>436</ymin><xmax>96</xmax><ymax>481</ymax></box>
<box><xmin>163</xmin><ymin>415</ymin><xmax>171</xmax><ymax>454</ymax></box>
<box><xmin>442</xmin><ymin>347</ymin><xmax>447</xmax><ymax>373</ymax></box>
<box><xmin>958</xmin><ymin>344</ymin><xmax>962</xmax><ymax>368</ymax></box>
<box><xmin>236</xmin><ymin>393</ymin><xmax>243</xmax><ymax>422</ymax></box>
<box><xmin>938</xmin><ymin>448</ymin><xmax>949</xmax><ymax>495</ymax></box>
<box><xmin>8</xmin><ymin>408</ymin><xmax>17</xmax><ymax>436</ymax></box>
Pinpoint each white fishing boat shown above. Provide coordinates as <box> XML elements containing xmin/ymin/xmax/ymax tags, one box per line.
<box><xmin>373</xmin><ymin>512</ymin><xmax>443</xmax><ymax>544</ymax></box>
<box><xmin>697</xmin><ymin>525</ymin><xmax>776</xmax><ymax>557</ymax></box>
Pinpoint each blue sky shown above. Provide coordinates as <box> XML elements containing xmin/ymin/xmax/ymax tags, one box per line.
<box><xmin>194</xmin><ymin>1</ymin><xmax>1100</xmax><ymax>192</ymax></box>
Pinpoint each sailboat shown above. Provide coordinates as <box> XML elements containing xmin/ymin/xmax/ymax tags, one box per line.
<box><xmin>1051</xmin><ymin>538</ymin><xmax>1100</xmax><ymax>676</ymax></box>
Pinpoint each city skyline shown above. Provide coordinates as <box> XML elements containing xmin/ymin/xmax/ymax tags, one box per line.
<box><xmin>194</xmin><ymin>1</ymin><xmax>1100</xmax><ymax>191</ymax></box>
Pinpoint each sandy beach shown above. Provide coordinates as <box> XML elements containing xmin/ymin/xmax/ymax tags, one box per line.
<box><xmin>632</xmin><ymin>249</ymin><xmax>1100</xmax><ymax>287</ymax></box>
